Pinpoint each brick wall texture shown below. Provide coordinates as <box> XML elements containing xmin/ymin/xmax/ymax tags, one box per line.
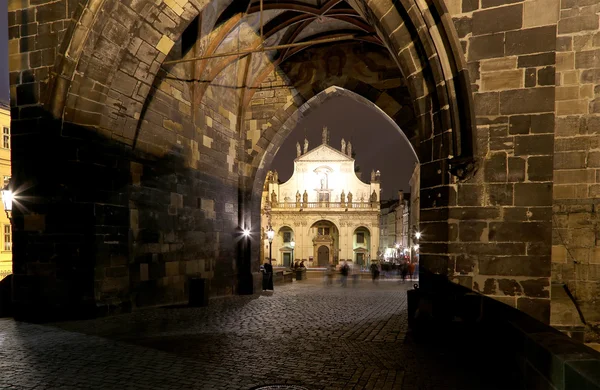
<box><xmin>6</xmin><ymin>0</ymin><xmax>598</xmax><ymax>326</ymax></box>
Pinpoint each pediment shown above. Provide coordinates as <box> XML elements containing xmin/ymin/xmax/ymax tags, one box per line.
<box><xmin>296</xmin><ymin>144</ymin><xmax>354</xmax><ymax>162</ymax></box>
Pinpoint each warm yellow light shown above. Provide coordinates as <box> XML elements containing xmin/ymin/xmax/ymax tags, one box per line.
<box><xmin>243</xmin><ymin>228</ymin><xmax>251</xmax><ymax>237</ymax></box>
<box><xmin>267</xmin><ymin>227</ymin><xmax>275</xmax><ymax>242</ymax></box>
<box><xmin>1</xmin><ymin>189</ymin><xmax>12</xmax><ymax>212</ymax></box>
<box><xmin>415</xmin><ymin>232</ymin><xmax>421</xmax><ymax>239</ymax></box>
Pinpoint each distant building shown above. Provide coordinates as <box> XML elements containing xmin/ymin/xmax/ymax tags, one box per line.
<box><xmin>261</xmin><ymin>127</ymin><xmax>380</xmax><ymax>268</ymax></box>
<box><xmin>379</xmin><ymin>191</ymin><xmax>410</xmax><ymax>262</ymax></box>
<box><xmin>409</xmin><ymin>162</ymin><xmax>420</xmax><ymax>261</ymax></box>
<box><xmin>0</xmin><ymin>102</ymin><xmax>11</xmax><ymax>281</ymax></box>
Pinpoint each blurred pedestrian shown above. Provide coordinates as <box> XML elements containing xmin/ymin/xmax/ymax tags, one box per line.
<box><xmin>349</xmin><ymin>261</ymin><xmax>359</xmax><ymax>286</ymax></box>
<box><xmin>262</xmin><ymin>261</ymin><xmax>273</xmax><ymax>291</ymax></box>
<box><xmin>400</xmin><ymin>261</ymin><xmax>408</xmax><ymax>283</ymax></box>
<box><xmin>326</xmin><ymin>264</ymin><xmax>335</xmax><ymax>286</ymax></box>
<box><xmin>340</xmin><ymin>260</ymin><xmax>349</xmax><ymax>287</ymax></box>
<box><xmin>370</xmin><ymin>262</ymin><xmax>380</xmax><ymax>284</ymax></box>
<box><xmin>408</xmin><ymin>262</ymin><xmax>416</xmax><ymax>281</ymax></box>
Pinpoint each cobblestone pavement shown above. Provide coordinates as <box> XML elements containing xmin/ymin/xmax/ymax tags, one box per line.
<box><xmin>0</xmin><ymin>280</ymin><xmax>518</xmax><ymax>390</ymax></box>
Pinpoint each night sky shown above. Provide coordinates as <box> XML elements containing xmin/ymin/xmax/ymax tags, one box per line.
<box><xmin>0</xmin><ymin>2</ymin><xmax>416</xmax><ymax>198</ymax></box>
<box><xmin>271</xmin><ymin>96</ymin><xmax>417</xmax><ymax>200</ymax></box>
<box><xmin>1</xmin><ymin>0</ymin><xmax>8</xmax><ymax>105</ymax></box>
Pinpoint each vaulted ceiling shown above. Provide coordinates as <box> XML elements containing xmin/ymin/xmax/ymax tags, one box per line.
<box><xmin>215</xmin><ymin>0</ymin><xmax>383</xmax><ymax>64</ymax></box>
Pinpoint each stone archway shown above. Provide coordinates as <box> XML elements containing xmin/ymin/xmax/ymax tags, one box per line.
<box><xmin>10</xmin><ymin>0</ymin><xmax>563</xmax><ymax>326</ymax></box>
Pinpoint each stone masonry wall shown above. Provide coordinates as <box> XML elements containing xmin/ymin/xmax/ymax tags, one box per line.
<box><xmin>8</xmin><ymin>0</ymin><xmax>584</xmax><ymax>324</ymax></box>
<box><xmin>551</xmin><ymin>0</ymin><xmax>600</xmax><ymax>328</ymax></box>
<box><xmin>446</xmin><ymin>0</ymin><xmax>557</xmax><ymax>322</ymax></box>
<box><xmin>7</xmin><ymin>0</ymin><xmax>248</xmax><ymax>313</ymax></box>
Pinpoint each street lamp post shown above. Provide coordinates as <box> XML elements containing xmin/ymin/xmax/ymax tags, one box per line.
<box><xmin>267</xmin><ymin>226</ymin><xmax>274</xmax><ymax>264</ymax></box>
<box><xmin>290</xmin><ymin>240</ymin><xmax>295</xmax><ymax>267</ymax></box>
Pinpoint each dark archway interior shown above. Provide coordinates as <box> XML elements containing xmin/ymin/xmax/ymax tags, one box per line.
<box><xmin>16</xmin><ymin>0</ymin><xmax>561</xmax><ymax>327</ymax></box>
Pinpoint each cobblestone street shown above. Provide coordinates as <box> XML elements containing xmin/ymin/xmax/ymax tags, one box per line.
<box><xmin>0</xmin><ymin>280</ymin><xmax>517</xmax><ymax>389</ymax></box>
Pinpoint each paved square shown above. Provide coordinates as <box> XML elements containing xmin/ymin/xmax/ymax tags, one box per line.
<box><xmin>0</xmin><ymin>279</ymin><xmax>517</xmax><ymax>389</ymax></box>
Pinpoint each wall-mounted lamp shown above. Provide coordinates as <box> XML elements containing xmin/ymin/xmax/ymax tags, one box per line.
<box><xmin>1</xmin><ymin>185</ymin><xmax>12</xmax><ymax>220</ymax></box>
<box><xmin>415</xmin><ymin>231</ymin><xmax>421</xmax><ymax>239</ymax></box>
<box><xmin>243</xmin><ymin>228</ymin><xmax>251</xmax><ymax>237</ymax></box>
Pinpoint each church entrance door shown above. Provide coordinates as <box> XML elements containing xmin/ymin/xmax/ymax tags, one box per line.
<box><xmin>318</xmin><ymin>245</ymin><xmax>329</xmax><ymax>266</ymax></box>
<box><xmin>283</xmin><ymin>253</ymin><xmax>291</xmax><ymax>267</ymax></box>
<box><xmin>356</xmin><ymin>253</ymin><xmax>364</xmax><ymax>266</ymax></box>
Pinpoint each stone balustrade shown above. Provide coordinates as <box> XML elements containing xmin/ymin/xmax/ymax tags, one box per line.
<box><xmin>272</xmin><ymin>201</ymin><xmax>378</xmax><ymax>210</ymax></box>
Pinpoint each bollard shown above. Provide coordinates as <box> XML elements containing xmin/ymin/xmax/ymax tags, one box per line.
<box><xmin>189</xmin><ymin>277</ymin><xmax>209</xmax><ymax>307</ymax></box>
<box><xmin>407</xmin><ymin>283</ymin><xmax>420</xmax><ymax>329</ymax></box>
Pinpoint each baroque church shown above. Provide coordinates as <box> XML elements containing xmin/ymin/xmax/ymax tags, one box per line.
<box><xmin>261</xmin><ymin>127</ymin><xmax>380</xmax><ymax>268</ymax></box>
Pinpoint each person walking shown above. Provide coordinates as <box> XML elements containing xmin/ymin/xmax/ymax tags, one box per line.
<box><xmin>262</xmin><ymin>261</ymin><xmax>273</xmax><ymax>291</ymax></box>
<box><xmin>326</xmin><ymin>264</ymin><xmax>335</xmax><ymax>286</ymax></box>
<box><xmin>400</xmin><ymin>261</ymin><xmax>408</xmax><ymax>283</ymax></box>
<box><xmin>370</xmin><ymin>262</ymin><xmax>380</xmax><ymax>284</ymax></box>
<box><xmin>408</xmin><ymin>262</ymin><xmax>416</xmax><ymax>281</ymax></box>
<box><xmin>340</xmin><ymin>260</ymin><xmax>349</xmax><ymax>287</ymax></box>
<box><xmin>350</xmin><ymin>261</ymin><xmax>359</xmax><ymax>286</ymax></box>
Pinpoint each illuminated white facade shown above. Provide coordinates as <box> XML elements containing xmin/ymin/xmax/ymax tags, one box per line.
<box><xmin>261</xmin><ymin>127</ymin><xmax>380</xmax><ymax>268</ymax></box>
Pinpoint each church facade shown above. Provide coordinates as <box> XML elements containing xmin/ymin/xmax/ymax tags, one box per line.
<box><xmin>261</xmin><ymin>128</ymin><xmax>380</xmax><ymax>268</ymax></box>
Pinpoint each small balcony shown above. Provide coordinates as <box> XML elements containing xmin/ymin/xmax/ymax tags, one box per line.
<box><xmin>271</xmin><ymin>201</ymin><xmax>378</xmax><ymax>210</ymax></box>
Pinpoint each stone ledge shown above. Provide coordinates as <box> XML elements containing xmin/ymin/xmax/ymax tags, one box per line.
<box><xmin>409</xmin><ymin>277</ymin><xmax>600</xmax><ymax>390</ymax></box>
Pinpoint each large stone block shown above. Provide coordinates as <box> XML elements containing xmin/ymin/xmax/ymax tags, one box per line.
<box><xmin>554</xmin><ymin>169</ymin><xmax>595</xmax><ymax>184</ymax></box>
<box><xmin>481</xmin><ymin>69</ymin><xmax>524</xmax><ymax>91</ymax></box>
<box><xmin>553</xmin><ymin>152</ymin><xmax>586</xmax><ymax>169</ymax></box>
<box><xmin>558</xmin><ymin>15</ymin><xmax>599</xmax><ymax>35</ymax></box>
<box><xmin>478</xmin><ymin>255</ymin><xmax>550</xmax><ymax>276</ymax></box>
<box><xmin>484</xmin><ymin>152</ymin><xmax>508</xmax><ymax>182</ymax></box>
<box><xmin>472</xmin><ymin>5</ymin><xmax>523</xmax><ymax>36</ymax></box>
<box><xmin>517</xmin><ymin>297</ymin><xmax>550</xmax><ymax>323</ymax></box>
<box><xmin>576</xmin><ymin>49</ymin><xmax>600</xmax><ymax>69</ymax></box>
<box><xmin>487</xmin><ymin>183</ymin><xmax>514</xmax><ymax>206</ymax></box>
<box><xmin>500</xmin><ymin>88</ymin><xmax>554</xmax><ymax>115</ymax></box>
<box><xmin>448</xmin><ymin>207</ymin><xmax>501</xmax><ymax>220</ymax></box>
<box><xmin>508</xmin><ymin>157</ymin><xmax>526</xmax><ymax>181</ymax></box>
<box><xmin>481</xmin><ymin>57</ymin><xmax>517</xmax><ymax>72</ymax></box>
<box><xmin>459</xmin><ymin>221</ymin><xmax>488</xmax><ymax>242</ymax></box>
<box><xmin>514</xmin><ymin>134</ymin><xmax>554</xmax><ymax>156</ymax></box>
<box><xmin>527</xmin><ymin>156</ymin><xmax>553</xmax><ymax>181</ymax></box>
<box><xmin>505</xmin><ymin>26</ymin><xmax>556</xmax><ymax>56</ymax></box>
<box><xmin>523</xmin><ymin>0</ymin><xmax>559</xmax><ymax>28</ymax></box>
<box><xmin>457</xmin><ymin>184</ymin><xmax>484</xmax><ymax>206</ymax></box>
<box><xmin>468</xmin><ymin>34</ymin><xmax>505</xmax><ymax>61</ymax></box>
<box><xmin>518</xmin><ymin>53</ymin><xmax>555</xmax><ymax>68</ymax></box>
<box><xmin>514</xmin><ymin>183</ymin><xmax>553</xmax><ymax>206</ymax></box>
<box><xmin>489</xmin><ymin>221</ymin><xmax>551</xmax><ymax>241</ymax></box>
<box><xmin>474</xmin><ymin>92</ymin><xmax>500</xmax><ymax>115</ymax></box>
<box><xmin>553</xmin><ymin>184</ymin><xmax>587</xmax><ymax>199</ymax></box>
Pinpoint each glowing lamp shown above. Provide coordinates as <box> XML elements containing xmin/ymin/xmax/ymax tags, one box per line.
<box><xmin>415</xmin><ymin>232</ymin><xmax>421</xmax><ymax>239</ymax></box>
<box><xmin>243</xmin><ymin>228</ymin><xmax>251</xmax><ymax>237</ymax></box>
<box><xmin>267</xmin><ymin>226</ymin><xmax>275</xmax><ymax>243</ymax></box>
<box><xmin>1</xmin><ymin>187</ymin><xmax>12</xmax><ymax>220</ymax></box>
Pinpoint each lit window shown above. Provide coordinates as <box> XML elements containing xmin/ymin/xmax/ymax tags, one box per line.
<box><xmin>2</xmin><ymin>127</ymin><xmax>9</xmax><ymax>149</ymax></box>
<box><xmin>318</xmin><ymin>227</ymin><xmax>330</xmax><ymax>236</ymax></box>
<box><xmin>4</xmin><ymin>225</ymin><xmax>11</xmax><ymax>251</ymax></box>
